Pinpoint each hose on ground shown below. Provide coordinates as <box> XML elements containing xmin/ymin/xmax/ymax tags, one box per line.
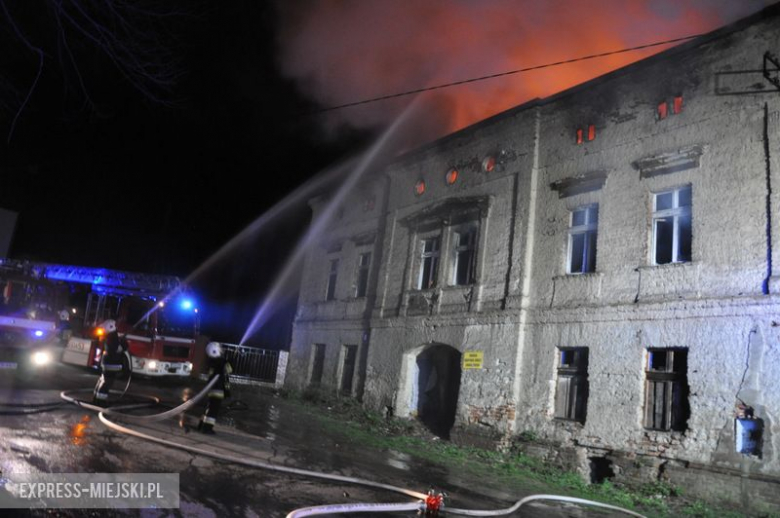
<box><xmin>60</xmin><ymin>378</ymin><xmax>646</xmax><ymax>517</ymax></box>
<box><xmin>444</xmin><ymin>494</ymin><xmax>647</xmax><ymax>516</ymax></box>
<box><xmin>60</xmin><ymin>374</ymin><xmax>218</xmax><ymax>422</ymax></box>
<box><xmin>285</xmin><ymin>501</ymin><xmax>424</xmax><ymax>517</ymax></box>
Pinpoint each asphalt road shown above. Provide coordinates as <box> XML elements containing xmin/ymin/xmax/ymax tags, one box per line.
<box><xmin>0</xmin><ymin>363</ymin><xmax>628</xmax><ymax>517</ymax></box>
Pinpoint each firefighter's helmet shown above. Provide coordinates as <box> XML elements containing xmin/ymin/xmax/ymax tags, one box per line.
<box><xmin>101</xmin><ymin>319</ymin><xmax>117</xmax><ymax>333</ymax></box>
<box><xmin>59</xmin><ymin>310</ymin><xmax>70</xmax><ymax>322</ymax></box>
<box><xmin>206</xmin><ymin>342</ymin><xmax>223</xmax><ymax>358</ymax></box>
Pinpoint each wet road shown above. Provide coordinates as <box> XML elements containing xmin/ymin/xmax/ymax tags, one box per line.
<box><xmin>0</xmin><ymin>364</ymin><xmax>626</xmax><ymax>517</ymax></box>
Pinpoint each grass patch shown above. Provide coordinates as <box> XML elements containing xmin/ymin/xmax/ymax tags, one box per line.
<box><xmin>276</xmin><ymin>389</ymin><xmax>764</xmax><ymax>517</ymax></box>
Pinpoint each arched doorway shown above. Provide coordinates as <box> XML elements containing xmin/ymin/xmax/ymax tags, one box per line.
<box><xmin>415</xmin><ymin>344</ymin><xmax>461</xmax><ymax>438</ymax></box>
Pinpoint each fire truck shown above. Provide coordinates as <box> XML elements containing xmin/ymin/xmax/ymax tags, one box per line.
<box><xmin>52</xmin><ymin>264</ymin><xmax>199</xmax><ymax>377</ymax></box>
<box><xmin>0</xmin><ymin>260</ymin><xmax>199</xmax><ymax>377</ymax></box>
<box><xmin>0</xmin><ymin>260</ymin><xmax>71</xmax><ymax>371</ymax></box>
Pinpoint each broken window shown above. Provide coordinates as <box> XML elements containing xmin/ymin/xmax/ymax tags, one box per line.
<box><xmin>452</xmin><ymin>225</ymin><xmax>477</xmax><ymax>286</ymax></box>
<box><xmin>568</xmin><ymin>205</ymin><xmax>598</xmax><ymax>274</ymax></box>
<box><xmin>418</xmin><ymin>236</ymin><xmax>440</xmax><ymax>289</ymax></box>
<box><xmin>644</xmin><ymin>348</ymin><xmax>690</xmax><ymax>431</ymax></box>
<box><xmin>554</xmin><ymin>347</ymin><xmax>589</xmax><ymax>422</ymax></box>
<box><xmin>310</xmin><ymin>344</ymin><xmax>326</xmax><ymax>386</ymax></box>
<box><xmin>653</xmin><ymin>185</ymin><xmax>692</xmax><ymax>265</ymax></box>
<box><xmin>355</xmin><ymin>252</ymin><xmax>371</xmax><ymax>298</ymax></box>
<box><xmin>326</xmin><ymin>259</ymin><xmax>339</xmax><ymax>301</ymax></box>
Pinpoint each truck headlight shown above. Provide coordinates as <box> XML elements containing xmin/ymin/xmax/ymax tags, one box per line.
<box><xmin>32</xmin><ymin>351</ymin><xmax>51</xmax><ymax>366</ymax></box>
<box><xmin>147</xmin><ymin>360</ymin><xmax>158</xmax><ymax>370</ymax></box>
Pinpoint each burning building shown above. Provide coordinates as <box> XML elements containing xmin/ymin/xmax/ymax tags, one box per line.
<box><xmin>287</xmin><ymin>5</ymin><xmax>780</xmax><ymax>508</ymax></box>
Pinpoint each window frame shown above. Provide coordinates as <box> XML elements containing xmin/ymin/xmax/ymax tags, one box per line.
<box><xmin>451</xmin><ymin>223</ymin><xmax>478</xmax><ymax>286</ymax></box>
<box><xmin>554</xmin><ymin>347</ymin><xmax>589</xmax><ymax>423</ymax></box>
<box><xmin>417</xmin><ymin>236</ymin><xmax>441</xmax><ymax>290</ymax></box>
<box><xmin>355</xmin><ymin>252</ymin><xmax>372</xmax><ymax>298</ymax></box>
<box><xmin>644</xmin><ymin>348</ymin><xmax>690</xmax><ymax>432</ymax></box>
<box><xmin>567</xmin><ymin>205</ymin><xmax>598</xmax><ymax>274</ymax></box>
<box><xmin>652</xmin><ymin>185</ymin><xmax>692</xmax><ymax>265</ymax></box>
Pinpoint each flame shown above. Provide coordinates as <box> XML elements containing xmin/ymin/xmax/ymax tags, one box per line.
<box><xmin>275</xmin><ymin>0</ymin><xmax>770</xmax><ymax>145</ymax></box>
<box><xmin>70</xmin><ymin>415</ymin><xmax>91</xmax><ymax>446</ymax></box>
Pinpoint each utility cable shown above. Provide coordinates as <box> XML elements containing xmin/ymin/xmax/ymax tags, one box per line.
<box><xmin>314</xmin><ymin>34</ymin><xmax>703</xmax><ymax>113</ymax></box>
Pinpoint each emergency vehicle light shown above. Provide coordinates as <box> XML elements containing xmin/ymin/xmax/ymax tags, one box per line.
<box><xmin>180</xmin><ymin>299</ymin><xmax>193</xmax><ymax>310</ymax></box>
<box><xmin>33</xmin><ymin>330</ymin><xmax>44</xmax><ymax>338</ymax></box>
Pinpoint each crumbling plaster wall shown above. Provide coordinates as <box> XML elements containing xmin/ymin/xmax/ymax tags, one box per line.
<box><xmin>363</xmin><ymin>112</ymin><xmax>538</xmax><ymax>430</ymax></box>
<box><xmin>513</xmin><ymin>11</ymin><xmax>780</xmax><ymax>481</ymax></box>
<box><xmin>287</xmin><ymin>179</ymin><xmax>385</xmax><ymax>391</ymax></box>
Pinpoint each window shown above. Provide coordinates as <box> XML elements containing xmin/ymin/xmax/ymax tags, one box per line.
<box><xmin>554</xmin><ymin>348</ymin><xmax>589</xmax><ymax>422</ymax></box>
<box><xmin>355</xmin><ymin>252</ymin><xmax>371</xmax><ymax>298</ymax></box>
<box><xmin>673</xmin><ymin>95</ymin><xmax>683</xmax><ymax>114</ymax></box>
<box><xmin>452</xmin><ymin>225</ymin><xmax>477</xmax><ymax>285</ymax></box>
<box><xmin>587</xmin><ymin>124</ymin><xmax>596</xmax><ymax>141</ymax></box>
<box><xmin>653</xmin><ymin>186</ymin><xmax>691</xmax><ymax>265</ymax></box>
<box><xmin>644</xmin><ymin>348</ymin><xmax>690</xmax><ymax>431</ymax></box>
<box><xmin>326</xmin><ymin>259</ymin><xmax>339</xmax><ymax>300</ymax></box>
<box><xmin>310</xmin><ymin>344</ymin><xmax>326</xmax><ymax>386</ymax></box>
<box><xmin>417</xmin><ymin>237</ymin><xmax>440</xmax><ymax>289</ymax></box>
<box><xmin>576</xmin><ymin>125</ymin><xmax>596</xmax><ymax>144</ymax></box>
<box><xmin>657</xmin><ymin>96</ymin><xmax>683</xmax><ymax>120</ymax></box>
<box><xmin>340</xmin><ymin>344</ymin><xmax>358</xmax><ymax>396</ymax></box>
<box><xmin>657</xmin><ymin>101</ymin><xmax>668</xmax><ymax>120</ymax></box>
<box><xmin>568</xmin><ymin>205</ymin><xmax>598</xmax><ymax>274</ymax></box>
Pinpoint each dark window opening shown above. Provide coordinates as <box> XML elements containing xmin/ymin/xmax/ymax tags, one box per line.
<box><xmin>645</xmin><ymin>348</ymin><xmax>690</xmax><ymax>431</ymax></box>
<box><xmin>555</xmin><ymin>347</ymin><xmax>589</xmax><ymax>423</ymax></box>
<box><xmin>340</xmin><ymin>344</ymin><xmax>358</xmax><ymax>396</ymax></box>
<box><xmin>355</xmin><ymin>253</ymin><xmax>371</xmax><ymax>298</ymax></box>
<box><xmin>310</xmin><ymin>344</ymin><xmax>326</xmax><ymax>386</ymax></box>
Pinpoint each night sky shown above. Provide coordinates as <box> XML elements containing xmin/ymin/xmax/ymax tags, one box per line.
<box><xmin>0</xmin><ymin>1</ymin><xmax>773</xmax><ymax>344</ymax></box>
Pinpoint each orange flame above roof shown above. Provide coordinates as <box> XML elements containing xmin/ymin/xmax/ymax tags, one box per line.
<box><xmin>275</xmin><ymin>0</ymin><xmax>769</xmax><ymax>144</ymax></box>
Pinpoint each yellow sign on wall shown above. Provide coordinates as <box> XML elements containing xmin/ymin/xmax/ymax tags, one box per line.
<box><xmin>462</xmin><ymin>351</ymin><xmax>483</xmax><ymax>370</ymax></box>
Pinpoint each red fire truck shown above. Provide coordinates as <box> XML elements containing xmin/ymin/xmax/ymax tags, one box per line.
<box><xmin>0</xmin><ymin>260</ymin><xmax>200</xmax><ymax>377</ymax></box>
<box><xmin>51</xmin><ymin>264</ymin><xmax>200</xmax><ymax>377</ymax></box>
<box><xmin>0</xmin><ymin>260</ymin><xmax>71</xmax><ymax>371</ymax></box>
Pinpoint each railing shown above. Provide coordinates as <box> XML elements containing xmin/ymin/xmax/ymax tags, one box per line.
<box><xmin>218</xmin><ymin>343</ymin><xmax>288</xmax><ymax>387</ymax></box>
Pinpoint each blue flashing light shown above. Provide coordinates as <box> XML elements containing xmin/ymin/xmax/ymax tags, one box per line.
<box><xmin>34</xmin><ymin>330</ymin><xmax>44</xmax><ymax>338</ymax></box>
<box><xmin>180</xmin><ymin>299</ymin><xmax>193</xmax><ymax>311</ymax></box>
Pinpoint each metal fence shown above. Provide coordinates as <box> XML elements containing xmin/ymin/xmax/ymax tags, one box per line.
<box><xmin>218</xmin><ymin>343</ymin><xmax>288</xmax><ymax>387</ymax></box>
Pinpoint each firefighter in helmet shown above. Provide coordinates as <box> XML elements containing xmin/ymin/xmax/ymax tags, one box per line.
<box><xmin>93</xmin><ymin>319</ymin><xmax>124</xmax><ymax>403</ymax></box>
<box><xmin>198</xmin><ymin>342</ymin><xmax>232</xmax><ymax>434</ymax></box>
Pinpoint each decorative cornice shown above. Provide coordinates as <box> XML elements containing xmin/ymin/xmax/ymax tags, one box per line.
<box><xmin>632</xmin><ymin>145</ymin><xmax>705</xmax><ymax>179</ymax></box>
<box><xmin>550</xmin><ymin>171</ymin><xmax>607</xmax><ymax>198</ymax></box>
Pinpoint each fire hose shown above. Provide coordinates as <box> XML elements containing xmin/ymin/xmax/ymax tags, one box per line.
<box><xmin>57</xmin><ymin>378</ymin><xmax>646</xmax><ymax>517</ymax></box>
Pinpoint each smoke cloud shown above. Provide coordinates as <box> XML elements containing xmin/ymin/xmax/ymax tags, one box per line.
<box><xmin>274</xmin><ymin>0</ymin><xmax>773</xmax><ymax>145</ymax></box>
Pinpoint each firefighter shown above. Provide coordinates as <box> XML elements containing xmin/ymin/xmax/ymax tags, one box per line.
<box><xmin>93</xmin><ymin>319</ymin><xmax>124</xmax><ymax>404</ymax></box>
<box><xmin>57</xmin><ymin>309</ymin><xmax>72</xmax><ymax>345</ymax></box>
<box><xmin>198</xmin><ymin>342</ymin><xmax>232</xmax><ymax>434</ymax></box>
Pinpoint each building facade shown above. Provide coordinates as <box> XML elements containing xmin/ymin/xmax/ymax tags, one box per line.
<box><xmin>287</xmin><ymin>7</ymin><xmax>780</xmax><ymax>508</ymax></box>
